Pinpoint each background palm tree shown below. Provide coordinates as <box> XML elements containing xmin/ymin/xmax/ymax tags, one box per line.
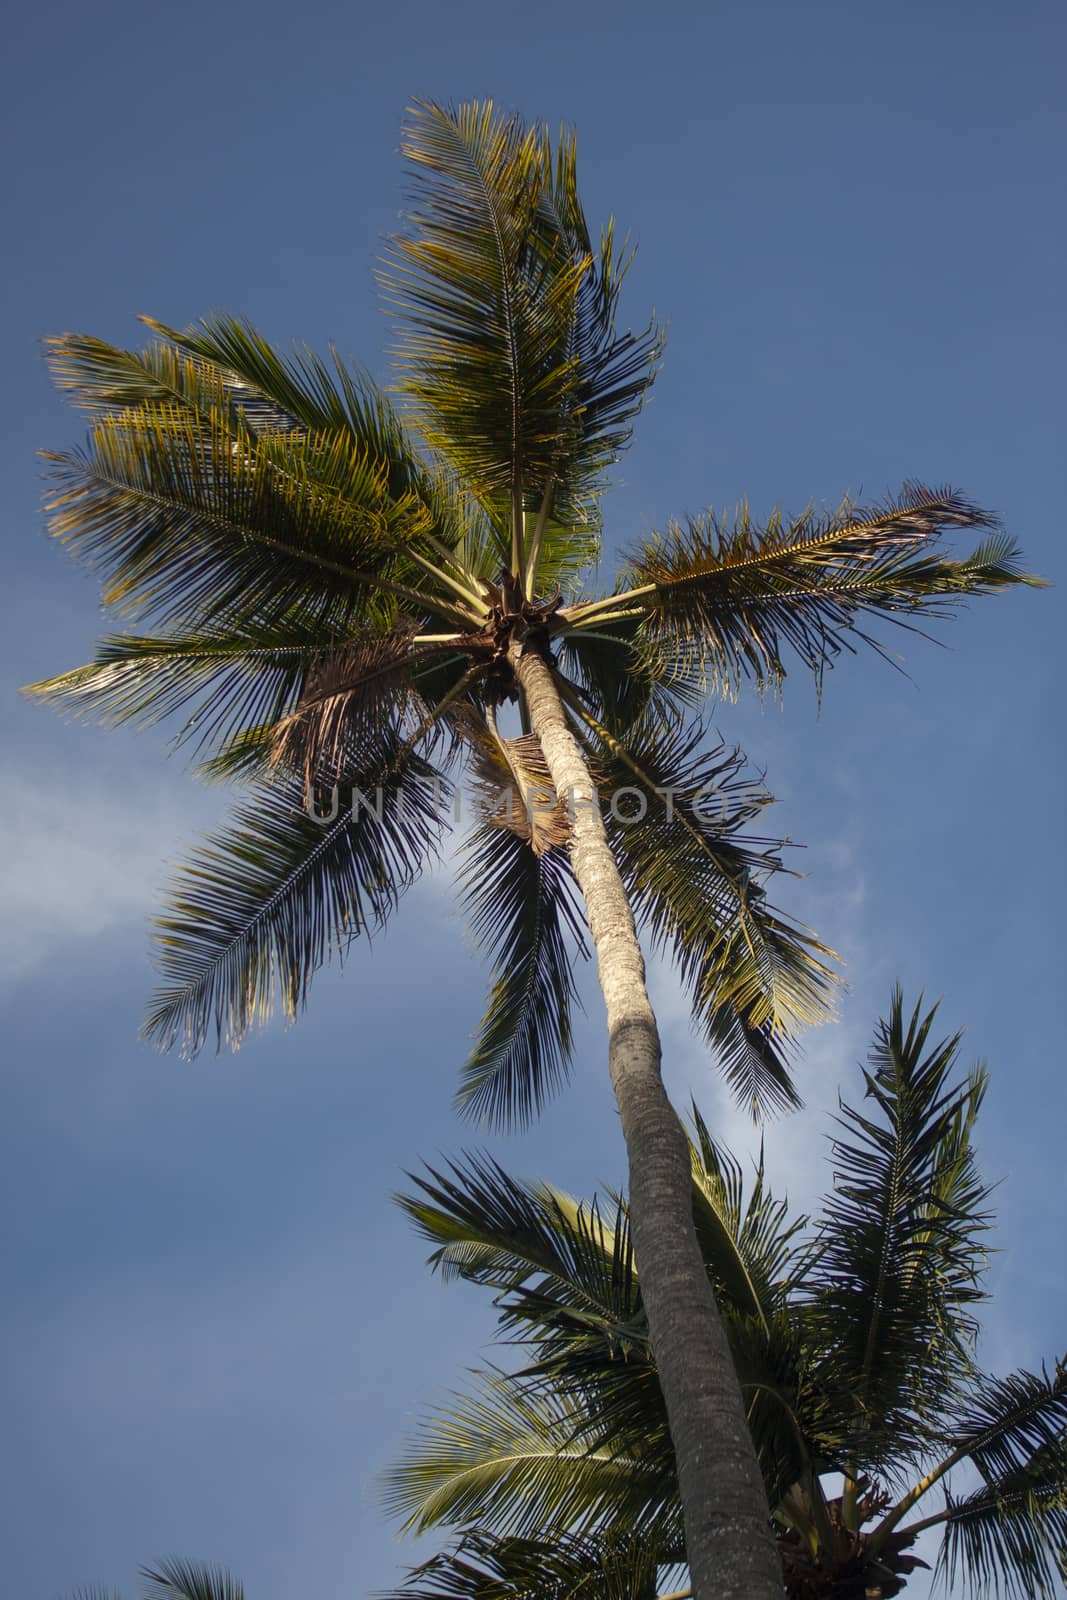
<box><xmin>27</xmin><ymin>100</ymin><xmax>1040</xmax><ymax>1597</ymax></box>
<box><xmin>389</xmin><ymin>989</ymin><xmax>1067</xmax><ymax>1600</ymax></box>
<box><xmin>75</xmin><ymin>1560</ymin><xmax>243</xmax><ymax>1600</ymax></box>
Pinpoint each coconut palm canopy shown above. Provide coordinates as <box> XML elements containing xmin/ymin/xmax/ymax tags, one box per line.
<box><xmin>28</xmin><ymin>101</ymin><xmax>1034</xmax><ymax>1124</ymax></box>
<box><xmin>27</xmin><ymin>99</ymin><xmax>1042</xmax><ymax>1597</ymax></box>
<box><xmin>389</xmin><ymin>989</ymin><xmax>1067</xmax><ymax>1600</ymax></box>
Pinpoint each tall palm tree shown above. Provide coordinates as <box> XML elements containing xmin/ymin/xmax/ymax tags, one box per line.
<box><xmin>27</xmin><ymin>101</ymin><xmax>1040</xmax><ymax>1598</ymax></box>
<box><xmin>389</xmin><ymin>990</ymin><xmax>1067</xmax><ymax>1599</ymax></box>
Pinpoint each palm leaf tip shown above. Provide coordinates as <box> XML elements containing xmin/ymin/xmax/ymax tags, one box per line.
<box><xmin>383</xmin><ymin>98</ymin><xmax>661</xmax><ymax>582</ymax></box>
<box><xmin>626</xmin><ymin>483</ymin><xmax>1044</xmax><ymax>695</ymax></box>
<box><xmin>141</xmin><ymin>1560</ymin><xmax>244</xmax><ymax>1600</ymax></box>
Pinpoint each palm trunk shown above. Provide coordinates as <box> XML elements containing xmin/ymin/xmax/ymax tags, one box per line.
<box><xmin>514</xmin><ymin>643</ymin><xmax>783</xmax><ymax>1600</ymax></box>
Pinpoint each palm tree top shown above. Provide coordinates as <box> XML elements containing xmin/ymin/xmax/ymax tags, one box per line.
<box><xmin>25</xmin><ymin>100</ymin><xmax>1042</xmax><ymax>1122</ymax></box>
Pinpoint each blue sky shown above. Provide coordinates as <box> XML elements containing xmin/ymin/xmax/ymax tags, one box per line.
<box><xmin>2</xmin><ymin>2</ymin><xmax>1064</xmax><ymax>1596</ymax></box>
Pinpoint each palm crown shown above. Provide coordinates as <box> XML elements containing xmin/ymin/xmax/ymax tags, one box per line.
<box><xmin>390</xmin><ymin>989</ymin><xmax>1067</xmax><ymax>1600</ymax></box>
<box><xmin>29</xmin><ymin>101</ymin><xmax>1034</xmax><ymax>1122</ymax></box>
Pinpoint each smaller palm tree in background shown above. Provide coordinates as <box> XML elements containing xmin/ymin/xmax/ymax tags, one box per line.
<box><xmin>388</xmin><ymin>989</ymin><xmax>1067</xmax><ymax>1599</ymax></box>
<box><xmin>75</xmin><ymin>1561</ymin><xmax>242</xmax><ymax>1600</ymax></box>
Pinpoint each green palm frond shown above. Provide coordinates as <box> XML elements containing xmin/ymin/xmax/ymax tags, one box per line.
<box><xmin>558</xmin><ymin>619</ymin><xmax>703</xmax><ymax>733</ymax></box>
<box><xmin>386</xmin><ymin>1529</ymin><xmax>667</xmax><ymax>1600</ymax></box>
<box><xmin>936</xmin><ymin>1419</ymin><xmax>1067</xmax><ymax>1599</ymax></box>
<box><xmin>586</xmin><ymin>711</ymin><xmax>839</xmax><ymax>1115</ymax></box>
<box><xmin>687</xmin><ymin>1106</ymin><xmax>806</xmax><ymax>1324</ymax></box>
<box><xmin>42</xmin><ymin>400</ymin><xmax>469</xmax><ymax>632</ymax></box>
<box><xmin>397</xmin><ymin>1152</ymin><xmax>671</xmax><ymax>1474</ymax></box>
<box><xmin>454</xmin><ymin>817</ymin><xmax>586</xmax><ymax>1129</ymax></box>
<box><xmin>944</xmin><ymin>1363</ymin><xmax>1067</xmax><ymax>1495</ymax></box>
<box><xmin>577</xmin><ymin>484</ymin><xmax>1043</xmax><ymax>696</ymax></box>
<box><xmin>532</xmin><ymin>134</ymin><xmax>663</xmax><ymax>523</ymax></box>
<box><xmin>803</xmin><ymin>988</ymin><xmax>993</xmax><ymax>1471</ymax></box>
<box><xmin>382</xmin><ymin>100</ymin><xmax>659</xmax><ymax>581</ymax></box>
<box><xmin>49</xmin><ymin>319</ymin><xmax>478</xmax><ymax>561</ymax></box>
<box><xmin>397</xmin><ymin>1153</ymin><xmax>630</xmax><ymax>1315</ymax></box>
<box><xmin>144</xmin><ymin>744</ymin><xmax>448</xmax><ymax>1056</ymax></box>
<box><xmin>144</xmin><ymin>315</ymin><xmax>513</xmax><ymax>592</ymax></box>
<box><xmin>141</xmin><ymin>1562</ymin><xmax>244</xmax><ymax>1600</ymax></box>
<box><xmin>382</xmin><ymin>1371</ymin><xmax>670</xmax><ymax>1541</ymax></box>
<box><xmin>23</xmin><ymin>615</ymin><xmax>347</xmax><ymax>759</ymax></box>
<box><xmin>397</xmin><ymin>1135</ymin><xmax>814</xmax><ymax>1513</ymax></box>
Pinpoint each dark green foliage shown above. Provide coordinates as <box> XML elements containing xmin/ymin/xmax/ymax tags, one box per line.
<box><xmin>391</xmin><ymin>993</ymin><xmax>1066</xmax><ymax>1599</ymax></box>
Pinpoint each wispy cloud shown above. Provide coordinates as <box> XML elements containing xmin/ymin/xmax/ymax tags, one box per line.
<box><xmin>0</xmin><ymin>767</ymin><xmax>214</xmax><ymax>986</ymax></box>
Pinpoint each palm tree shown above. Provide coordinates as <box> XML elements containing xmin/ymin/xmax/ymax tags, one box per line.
<box><xmin>388</xmin><ymin>989</ymin><xmax>1067</xmax><ymax>1599</ymax></box>
<box><xmin>75</xmin><ymin>1560</ymin><xmax>243</xmax><ymax>1600</ymax></box>
<box><xmin>27</xmin><ymin>101</ymin><xmax>1040</xmax><ymax>1598</ymax></box>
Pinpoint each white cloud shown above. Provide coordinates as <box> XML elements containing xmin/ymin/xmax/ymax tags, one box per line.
<box><xmin>0</xmin><ymin>767</ymin><xmax>214</xmax><ymax>986</ymax></box>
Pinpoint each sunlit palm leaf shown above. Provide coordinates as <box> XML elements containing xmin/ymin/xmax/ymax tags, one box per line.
<box><xmin>383</xmin><ymin>100</ymin><xmax>659</xmax><ymax>579</ymax></box>
<box><xmin>25</xmin><ymin>615</ymin><xmax>344</xmax><ymax>759</ymax></box>
<box><xmin>687</xmin><ymin>1106</ymin><xmax>806</xmax><ymax>1324</ymax></box>
<box><xmin>42</xmin><ymin>402</ymin><xmax>459</xmax><ymax>631</ymax></box>
<box><xmin>48</xmin><ymin>320</ymin><xmax>478</xmax><ymax>563</ymax></box>
<box><xmin>534</xmin><ymin>134</ymin><xmax>662</xmax><ymax>519</ymax></box>
<box><xmin>605</xmin><ymin>484</ymin><xmax>1043</xmax><ymax>695</ymax></box>
<box><xmin>144</xmin><ymin>743</ymin><xmax>448</xmax><ymax>1055</ymax></box>
<box><xmin>396</xmin><ymin>1130</ymin><xmax>812</xmax><ymax>1515</ymax></box>
<box><xmin>382</xmin><ymin>1371</ymin><xmax>669</xmax><ymax>1540</ymax></box>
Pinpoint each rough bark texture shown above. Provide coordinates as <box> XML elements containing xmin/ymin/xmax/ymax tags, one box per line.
<box><xmin>515</xmin><ymin>643</ymin><xmax>784</xmax><ymax>1600</ymax></box>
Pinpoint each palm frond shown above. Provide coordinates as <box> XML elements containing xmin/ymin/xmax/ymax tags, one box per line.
<box><xmin>268</xmin><ymin>624</ymin><xmax>448</xmax><ymax>785</ymax></box>
<box><xmin>42</xmin><ymin>399</ymin><xmax>468</xmax><ymax>631</ymax></box>
<box><xmin>945</xmin><ymin>1362</ymin><xmax>1067</xmax><ymax>1492</ymax></box>
<box><xmin>601</xmin><ymin>484</ymin><xmax>1044</xmax><ymax>696</ymax></box>
<box><xmin>383</xmin><ymin>101</ymin><xmax>659</xmax><ymax>580</ymax></box>
<box><xmin>385</xmin><ymin>1529</ymin><xmax>667</xmax><ymax>1600</ymax></box>
<box><xmin>382</xmin><ymin>1371</ymin><xmax>670</xmax><ymax>1541</ymax></box>
<box><xmin>24</xmin><ymin>615</ymin><xmax>344</xmax><ymax>759</ymax></box>
<box><xmin>52</xmin><ymin>318</ymin><xmax>479</xmax><ymax>561</ymax></box>
<box><xmin>803</xmin><ymin>988</ymin><xmax>993</xmax><ymax>1471</ymax></box>
<box><xmin>934</xmin><ymin>1372</ymin><xmax>1067</xmax><ymax>1600</ymax></box>
<box><xmin>147</xmin><ymin>315</ymin><xmax>514</xmax><ymax>595</ymax></box>
<box><xmin>141</xmin><ymin>1562</ymin><xmax>244</xmax><ymax>1600</ymax></box>
<box><xmin>687</xmin><ymin>1106</ymin><xmax>806</xmax><ymax>1323</ymax></box>
<box><xmin>397</xmin><ymin>1152</ymin><xmax>674</xmax><ymax>1491</ymax></box>
<box><xmin>557</xmin><ymin>619</ymin><xmax>704</xmax><ymax>733</ymax></box>
<box><xmin>454</xmin><ymin>817</ymin><xmax>585</xmax><ymax>1129</ymax></box>
<box><xmin>397</xmin><ymin>1153</ymin><xmax>629</xmax><ymax>1314</ymax></box>
<box><xmin>530</xmin><ymin>137</ymin><xmax>662</xmax><ymax>529</ymax></box>
<box><xmin>585</xmin><ymin>710</ymin><xmax>839</xmax><ymax>1115</ymax></box>
<box><xmin>144</xmin><ymin>743</ymin><xmax>448</xmax><ymax>1056</ymax></box>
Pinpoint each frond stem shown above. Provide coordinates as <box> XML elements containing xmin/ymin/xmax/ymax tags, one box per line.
<box><xmin>523</xmin><ymin>477</ymin><xmax>555</xmax><ymax>597</ymax></box>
